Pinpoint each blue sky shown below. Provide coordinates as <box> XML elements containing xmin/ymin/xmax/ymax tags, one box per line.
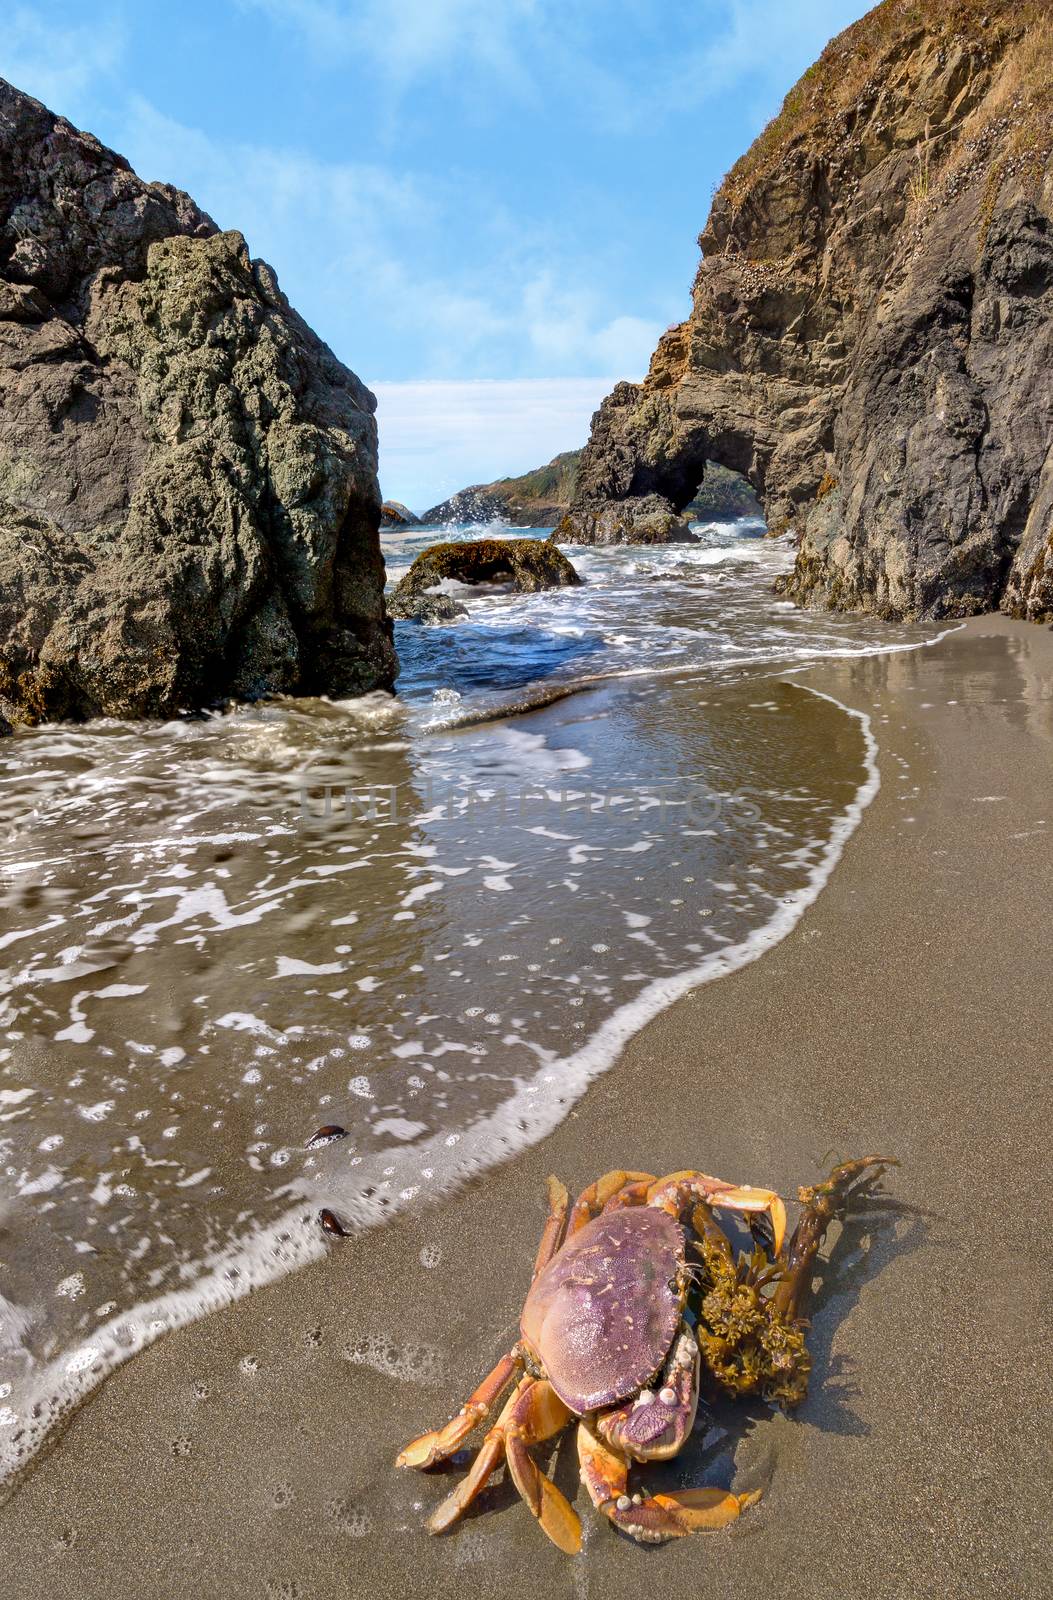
<box><xmin>4</xmin><ymin>1</ymin><xmax>871</xmax><ymax>507</ymax></box>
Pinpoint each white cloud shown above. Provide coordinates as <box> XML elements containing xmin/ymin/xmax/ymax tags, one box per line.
<box><xmin>122</xmin><ymin>94</ymin><xmax>426</xmax><ymax>235</ymax></box>
<box><xmin>240</xmin><ymin>0</ymin><xmax>871</xmax><ymax>128</ymax></box>
<box><xmin>0</xmin><ymin>7</ymin><xmax>123</xmax><ymax>119</ymax></box>
<box><xmin>242</xmin><ymin>0</ymin><xmax>541</xmax><ymax>89</ymax></box>
<box><xmin>371</xmin><ymin>377</ymin><xmax>616</xmax><ymax>512</ymax></box>
<box><xmin>520</xmin><ymin>273</ymin><xmax>661</xmax><ymax>374</ymax></box>
<box><xmin>114</xmin><ymin>97</ymin><xmax>664</xmax><ymax>384</ymax></box>
<box><xmin>678</xmin><ymin>0</ymin><xmax>870</xmax><ymax>123</ymax></box>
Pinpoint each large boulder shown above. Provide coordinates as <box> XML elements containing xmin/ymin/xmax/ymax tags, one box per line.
<box><xmin>0</xmin><ymin>79</ymin><xmax>395</xmax><ymax>724</ymax></box>
<box><xmin>559</xmin><ymin>3</ymin><xmax>1053</xmax><ymax>623</ymax></box>
<box><xmin>390</xmin><ymin>537</ymin><xmax>581</xmax><ymax>606</ymax></box>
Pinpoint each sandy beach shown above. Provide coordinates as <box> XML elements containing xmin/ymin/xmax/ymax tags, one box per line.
<box><xmin>4</xmin><ymin>614</ymin><xmax>1052</xmax><ymax>1600</ymax></box>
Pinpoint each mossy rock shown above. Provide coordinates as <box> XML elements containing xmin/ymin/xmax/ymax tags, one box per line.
<box><xmin>390</xmin><ymin>538</ymin><xmax>582</xmax><ymax>602</ymax></box>
<box><xmin>386</xmin><ymin>591</ymin><xmax>468</xmax><ymax>624</ymax></box>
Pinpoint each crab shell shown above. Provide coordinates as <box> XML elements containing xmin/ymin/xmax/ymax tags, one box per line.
<box><xmin>520</xmin><ymin>1206</ymin><xmax>685</xmax><ymax>1414</ymax></box>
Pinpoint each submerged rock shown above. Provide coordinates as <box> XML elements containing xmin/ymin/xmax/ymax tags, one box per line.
<box><xmin>559</xmin><ymin>3</ymin><xmax>1053</xmax><ymax>622</ymax></box>
<box><xmin>387</xmin><ymin>591</ymin><xmax>469</xmax><ymax>625</ymax></box>
<box><xmin>551</xmin><ymin>493</ymin><xmax>696</xmax><ymax>547</ymax></box>
<box><xmin>0</xmin><ymin>79</ymin><xmax>395</xmax><ymax>726</ymax></box>
<box><xmin>390</xmin><ymin>537</ymin><xmax>581</xmax><ymax>605</ymax></box>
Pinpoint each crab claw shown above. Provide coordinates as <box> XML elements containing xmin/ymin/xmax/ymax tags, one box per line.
<box><xmin>578</xmin><ymin>1421</ymin><xmax>759</xmax><ymax>1544</ymax></box>
<box><xmin>598</xmin><ymin>1327</ymin><xmax>699</xmax><ymax>1462</ymax></box>
<box><xmin>396</xmin><ymin>1350</ymin><xmax>520</xmax><ymax>1469</ymax></box>
<box><xmin>647</xmin><ymin>1172</ymin><xmax>787</xmax><ymax>1258</ymax></box>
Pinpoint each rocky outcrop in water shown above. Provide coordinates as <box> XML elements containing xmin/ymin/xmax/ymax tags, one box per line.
<box><xmin>387</xmin><ymin>590</ymin><xmax>468</xmax><ymax>624</ymax></box>
<box><xmin>0</xmin><ymin>79</ymin><xmax>395</xmax><ymax>725</ymax></box>
<box><xmin>381</xmin><ymin>500</ymin><xmax>420</xmax><ymax>527</ymax></box>
<box><xmin>425</xmin><ymin>451</ymin><xmax>761</xmax><ymax>530</ymax></box>
<box><xmin>390</xmin><ymin>538</ymin><xmax>581</xmax><ymax>608</ymax></box>
<box><xmin>560</xmin><ymin>2</ymin><xmax>1053</xmax><ymax>621</ymax></box>
<box><xmin>422</xmin><ymin>452</ymin><xmax>581</xmax><ymax>528</ymax></box>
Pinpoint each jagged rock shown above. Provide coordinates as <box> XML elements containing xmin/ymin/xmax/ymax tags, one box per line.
<box><xmin>551</xmin><ymin>493</ymin><xmax>696</xmax><ymax>546</ymax></box>
<box><xmin>381</xmin><ymin>500</ymin><xmax>420</xmax><ymax>526</ymax></box>
<box><xmin>386</xmin><ymin>591</ymin><xmax>468</xmax><ymax>624</ymax></box>
<box><xmin>390</xmin><ymin>538</ymin><xmax>581</xmax><ymax>608</ymax></box>
<box><xmin>0</xmin><ymin>79</ymin><xmax>395</xmax><ymax>725</ymax></box>
<box><xmin>560</xmin><ymin>2</ymin><xmax>1053</xmax><ymax>622</ymax></box>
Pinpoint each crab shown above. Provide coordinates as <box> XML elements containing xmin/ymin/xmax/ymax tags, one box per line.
<box><xmin>397</xmin><ymin>1156</ymin><xmax>895</xmax><ymax>1552</ymax></box>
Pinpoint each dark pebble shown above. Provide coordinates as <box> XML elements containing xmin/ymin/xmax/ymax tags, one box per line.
<box><xmin>306</xmin><ymin>1125</ymin><xmax>348</xmax><ymax>1150</ymax></box>
<box><xmin>319</xmin><ymin>1209</ymin><xmax>349</xmax><ymax>1237</ymax></box>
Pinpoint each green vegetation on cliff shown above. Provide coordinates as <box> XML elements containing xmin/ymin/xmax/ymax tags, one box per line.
<box><xmin>423</xmin><ymin>452</ymin><xmax>760</xmax><ymax>527</ymax></box>
<box><xmin>719</xmin><ymin>0</ymin><xmax>1052</xmax><ymax>214</ymax></box>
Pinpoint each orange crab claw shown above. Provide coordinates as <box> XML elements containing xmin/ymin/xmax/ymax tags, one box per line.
<box><xmin>396</xmin><ymin>1350</ymin><xmax>521</xmax><ymax>1470</ymax></box>
<box><xmin>577</xmin><ymin>1420</ymin><xmax>759</xmax><ymax>1543</ymax></box>
<box><xmin>647</xmin><ymin>1171</ymin><xmax>788</xmax><ymax>1257</ymax></box>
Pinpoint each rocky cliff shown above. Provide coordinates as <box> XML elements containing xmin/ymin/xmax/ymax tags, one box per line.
<box><xmin>559</xmin><ymin>1</ymin><xmax>1053</xmax><ymax>622</ymax></box>
<box><xmin>0</xmin><ymin>80</ymin><xmax>395</xmax><ymax>725</ymax></box>
<box><xmin>425</xmin><ymin>450</ymin><xmax>760</xmax><ymax>528</ymax></box>
<box><xmin>423</xmin><ymin>451</ymin><xmax>583</xmax><ymax>527</ymax></box>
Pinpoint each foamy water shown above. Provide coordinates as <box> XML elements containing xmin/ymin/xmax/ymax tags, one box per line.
<box><xmin>0</xmin><ymin>519</ymin><xmax>939</xmax><ymax>1490</ymax></box>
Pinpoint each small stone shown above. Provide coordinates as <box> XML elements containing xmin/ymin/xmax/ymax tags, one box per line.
<box><xmin>306</xmin><ymin>1125</ymin><xmax>347</xmax><ymax>1150</ymax></box>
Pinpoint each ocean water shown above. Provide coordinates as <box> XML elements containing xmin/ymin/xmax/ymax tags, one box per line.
<box><xmin>0</xmin><ymin>519</ymin><xmax>939</xmax><ymax>1490</ymax></box>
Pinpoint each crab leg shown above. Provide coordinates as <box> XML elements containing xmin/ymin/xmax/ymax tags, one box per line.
<box><xmin>396</xmin><ymin>1350</ymin><xmax>521</xmax><ymax>1469</ymax></box>
<box><xmin>772</xmin><ymin>1155</ymin><xmax>898</xmax><ymax>1322</ymax></box>
<box><xmin>427</xmin><ymin>1377</ymin><xmax>581</xmax><ymax>1554</ymax></box>
<box><xmin>602</xmin><ymin>1176</ymin><xmax>654</xmax><ymax>1214</ymax></box>
<box><xmin>567</xmin><ymin>1170</ymin><xmax>655</xmax><ymax>1234</ymax></box>
<box><xmin>503</xmin><ymin>1378</ymin><xmax>581</xmax><ymax>1554</ymax></box>
<box><xmin>425</xmin><ymin>1375</ymin><xmax>529</xmax><ymax>1531</ymax></box>
<box><xmin>397</xmin><ymin>1178</ymin><xmax>570</xmax><ymax>1471</ymax></box>
<box><xmin>577</xmin><ymin>1421</ymin><xmax>759</xmax><ymax>1544</ymax></box>
<box><xmin>596</xmin><ymin>1323</ymin><xmax>700</xmax><ymax>1462</ymax></box>
<box><xmin>647</xmin><ymin>1170</ymin><xmax>787</xmax><ymax>1257</ymax></box>
<box><xmin>532</xmin><ymin>1175</ymin><xmax>570</xmax><ymax>1278</ymax></box>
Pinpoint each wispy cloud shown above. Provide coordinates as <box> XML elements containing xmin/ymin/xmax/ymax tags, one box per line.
<box><xmin>372</xmin><ymin>377</ymin><xmax>614</xmax><ymax>510</ymax></box>
<box><xmin>241</xmin><ymin>0</ymin><xmax>541</xmax><ymax>92</ymax></box>
<box><xmin>118</xmin><ymin>97</ymin><xmax>664</xmax><ymax>383</ymax></box>
<box><xmin>240</xmin><ymin>0</ymin><xmax>870</xmax><ymax>127</ymax></box>
<box><xmin>0</xmin><ymin>5</ymin><xmax>123</xmax><ymax>117</ymax></box>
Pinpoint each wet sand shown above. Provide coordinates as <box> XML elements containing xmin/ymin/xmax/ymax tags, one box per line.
<box><xmin>4</xmin><ymin>614</ymin><xmax>1052</xmax><ymax>1600</ymax></box>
